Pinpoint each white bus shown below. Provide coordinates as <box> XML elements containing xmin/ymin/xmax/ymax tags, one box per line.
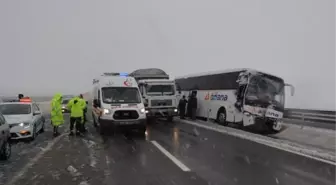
<box><xmin>175</xmin><ymin>68</ymin><xmax>294</xmax><ymax>134</ymax></box>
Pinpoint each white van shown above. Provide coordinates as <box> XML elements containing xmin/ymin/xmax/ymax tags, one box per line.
<box><xmin>91</xmin><ymin>73</ymin><xmax>147</xmax><ymax>135</ymax></box>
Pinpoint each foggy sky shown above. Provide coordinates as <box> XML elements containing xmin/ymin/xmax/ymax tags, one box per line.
<box><xmin>0</xmin><ymin>0</ymin><xmax>334</xmax><ymax>110</ymax></box>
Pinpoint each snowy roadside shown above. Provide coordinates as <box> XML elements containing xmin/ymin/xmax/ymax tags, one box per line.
<box><xmin>178</xmin><ymin>118</ymin><xmax>336</xmax><ymax>164</ymax></box>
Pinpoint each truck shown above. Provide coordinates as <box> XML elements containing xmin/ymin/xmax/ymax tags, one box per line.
<box><xmin>175</xmin><ymin>68</ymin><xmax>295</xmax><ymax>134</ymax></box>
<box><xmin>91</xmin><ymin>72</ymin><xmax>147</xmax><ymax>135</ymax></box>
<box><xmin>129</xmin><ymin>68</ymin><xmax>178</xmax><ymax>122</ymax></box>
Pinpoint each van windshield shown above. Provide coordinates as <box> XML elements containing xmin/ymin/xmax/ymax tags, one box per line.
<box><xmin>102</xmin><ymin>87</ymin><xmax>141</xmax><ymax>104</ymax></box>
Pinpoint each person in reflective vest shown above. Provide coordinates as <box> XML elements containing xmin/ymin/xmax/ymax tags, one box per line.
<box><xmin>67</xmin><ymin>96</ymin><xmax>86</xmax><ymax>136</ymax></box>
<box><xmin>50</xmin><ymin>93</ymin><xmax>64</xmax><ymax>136</ymax></box>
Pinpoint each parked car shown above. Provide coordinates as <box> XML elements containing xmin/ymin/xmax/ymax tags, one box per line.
<box><xmin>61</xmin><ymin>98</ymin><xmax>72</xmax><ymax>113</ymax></box>
<box><xmin>0</xmin><ymin>111</ymin><xmax>11</xmax><ymax>160</ymax></box>
<box><xmin>0</xmin><ymin>100</ymin><xmax>45</xmax><ymax>140</ymax></box>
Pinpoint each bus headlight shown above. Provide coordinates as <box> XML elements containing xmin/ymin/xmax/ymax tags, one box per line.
<box><xmin>140</xmin><ymin>108</ymin><xmax>145</xmax><ymax>114</ymax></box>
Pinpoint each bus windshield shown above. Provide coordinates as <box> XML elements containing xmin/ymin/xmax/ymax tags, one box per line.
<box><xmin>146</xmin><ymin>84</ymin><xmax>175</xmax><ymax>96</ymax></box>
<box><xmin>245</xmin><ymin>74</ymin><xmax>285</xmax><ymax>110</ymax></box>
<box><xmin>102</xmin><ymin>87</ymin><xmax>141</xmax><ymax>104</ymax></box>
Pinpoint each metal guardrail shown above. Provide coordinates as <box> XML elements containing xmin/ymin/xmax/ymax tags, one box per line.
<box><xmin>284</xmin><ymin>108</ymin><xmax>336</xmax><ymax>125</ymax></box>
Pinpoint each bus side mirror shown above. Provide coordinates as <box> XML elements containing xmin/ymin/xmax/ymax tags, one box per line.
<box><xmin>285</xmin><ymin>83</ymin><xmax>295</xmax><ymax>96</ymax></box>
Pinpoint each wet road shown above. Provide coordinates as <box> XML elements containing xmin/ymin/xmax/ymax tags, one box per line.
<box><xmin>1</xmin><ymin>112</ymin><xmax>335</xmax><ymax>185</ymax></box>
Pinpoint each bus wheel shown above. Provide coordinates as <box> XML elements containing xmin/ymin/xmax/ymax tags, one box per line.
<box><xmin>217</xmin><ymin>108</ymin><xmax>228</xmax><ymax>126</ymax></box>
<box><xmin>266</xmin><ymin>122</ymin><xmax>281</xmax><ymax>134</ymax></box>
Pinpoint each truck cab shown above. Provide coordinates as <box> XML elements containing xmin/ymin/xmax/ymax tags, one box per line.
<box><xmin>129</xmin><ymin>68</ymin><xmax>178</xmax><ymax>122</ymax></box>
<box><xmin>138</xmin><ymin>79</ymin><xmax>178</xmax><ymax>122</ymax></box>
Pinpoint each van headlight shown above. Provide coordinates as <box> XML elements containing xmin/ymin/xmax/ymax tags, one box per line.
<box><xmin>103</xmin><ymin>108</ymin><xmax>111</xmax><ymax>115</ymax></box>
<box><xmin>140</xmin><ymin>108</ymin><xmax>145</xmax><ymax>114</ymax></box>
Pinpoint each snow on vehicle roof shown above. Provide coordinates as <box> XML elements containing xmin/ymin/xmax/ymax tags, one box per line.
<box><xmin>138</xmin><ymin>79</ymin><xmax>175</xmax><ymax>83</ymax></box>
<box><xmin>129</xmin><ymin>68</ymin><xmax>169</xmax><ymax>79</ymax></box>
<box><xmin>176</xmin><ymin>68</ymin><xmax>282</xmax><ymax>79</ymax></box>
<box><xmin>130</xmin><ymin>68</ymin><xmax>168</xmax><ymax>76</ymax></box>
<box><xmin>94</xmin><ymin>75</ymin><xmax>138</xmax><ymax>88</ymax></box>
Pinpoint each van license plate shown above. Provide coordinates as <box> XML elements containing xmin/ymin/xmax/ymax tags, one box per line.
<box><xmin>119</xmin><ymin>121</ymin><xmax>132</xmax><ymax>125</ymax></box>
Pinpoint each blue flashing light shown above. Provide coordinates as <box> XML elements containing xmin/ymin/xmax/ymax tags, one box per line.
<box><xmin>119</xmin><ymin>72</ymin><xmax>128</xmax><ymax>77</ymax></box>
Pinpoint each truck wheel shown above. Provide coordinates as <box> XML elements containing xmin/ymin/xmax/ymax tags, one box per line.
<box><xmin>167</xmin><ymin>116</ymin><xmax>174</xmax><ymax>122</ymax></box>
<box><xmin>147</xmin><ymin>117</ymin><xmax>156</xmax><ymax>125</ymax></box>
<box><xmin>137</xmin><ymin>126</ymin><xmax>146</xmax><ymax>133</ymax></box>
<box><xmin>216</xmin><ymin>108</ymin><xmax>228</xmax><ymax>126</ymax></box>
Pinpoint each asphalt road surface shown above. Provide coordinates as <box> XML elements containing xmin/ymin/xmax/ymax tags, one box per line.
<box><xmin>1</xmin><ymin>108</ymin><xmax>335</xmax><ymax>185</ymax></box>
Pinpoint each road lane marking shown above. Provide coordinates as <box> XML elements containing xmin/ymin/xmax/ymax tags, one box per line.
<box><xmin>151</xmin><ymin>140</ymin><xmax>191</xmax><ymax>172</ymax></box>
<box><xmin>5</xmin><ymin>133</ymin><xmax>67</xmax><ymax>185</ymax></box>
<box><xmin>178</xmin><ymin>119</ymin><xmax>336</xmax><ymax>166</ymax></box>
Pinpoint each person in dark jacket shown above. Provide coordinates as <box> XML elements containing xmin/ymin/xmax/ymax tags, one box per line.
<box><xmin>18</xmin><ymin>94</ymin><xmax>24</xmax><ymax>100</ymax></box>
<box><xmin>190</xmin><ymin>93</ymin><xmax>198</xmax><ymax>120</ymax></box>
<box><xmin>178</xmin><ymin>95</ymin><xmax>188</xmax><ymax>119</ymax></box>
<box><xmin>186</xmin><ymin>95</ymin><xmax>192</xmax><ymax>118</ymax></box>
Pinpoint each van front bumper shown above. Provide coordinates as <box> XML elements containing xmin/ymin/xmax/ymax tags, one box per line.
<box><xmin>99</xmin><ymin>118</ymin><xmax>146</xmax><ymax>130</ymax></box>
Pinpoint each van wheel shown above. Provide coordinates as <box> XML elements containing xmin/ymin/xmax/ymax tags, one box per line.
<box><xmin>167</xmin><ymin>116</ymin><xmax>174</xmax><ymax>122</ymax></box>
<box><xmin>93</xmin><ymin>115</ymin><xmax>98</xmax><ymax>128</ymax></box>
<box><xmin>216</xmin><ymin>108</ymin><xmax>228</xmax><ymax>126</ymax></box>
<box><xmin>0</xmin><ymin>140</ymin><xmax>11</xmax><ymax>160</ymax></box>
